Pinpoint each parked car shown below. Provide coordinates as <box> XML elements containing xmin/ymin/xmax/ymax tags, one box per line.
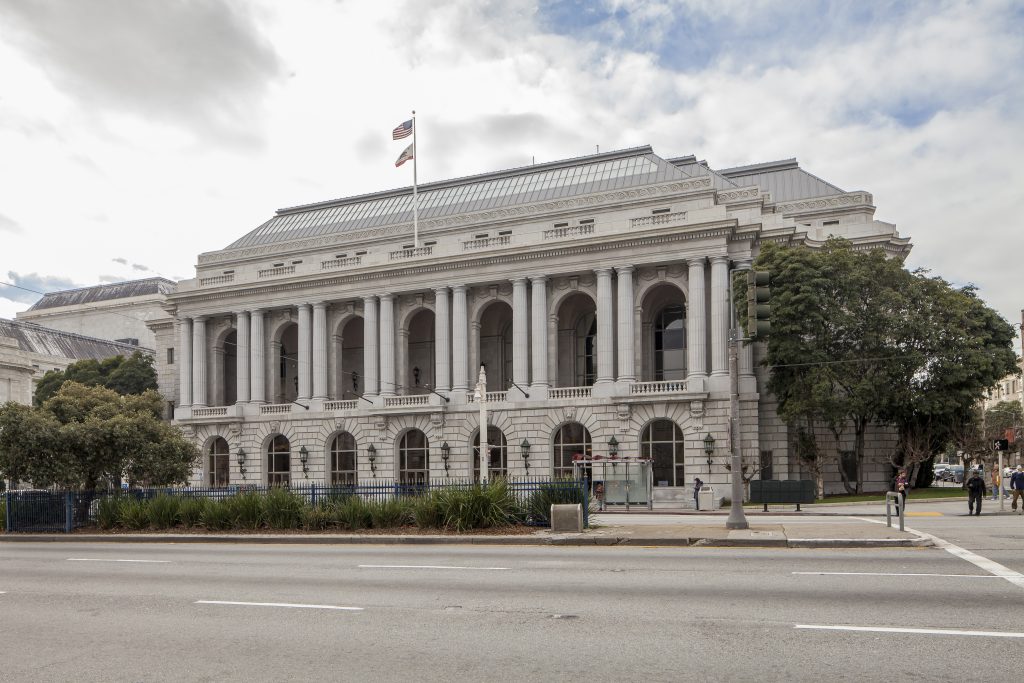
<box><xmin>933</xmin><ymin>465</ymin><xmax>949</xmax><ymax>480</ymax></box>
<box><xmin>945</xmin><ymin>465</ymin><xmax>964</xmax><ymax>483</ymax></box>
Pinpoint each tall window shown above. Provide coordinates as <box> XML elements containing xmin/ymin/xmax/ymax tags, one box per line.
<box><xmin>654</xmin><ymin>305</ymin><xmax>686</xmax><ymax>381</ymax></box>
<box><xmin>267</xmin><ymin>435</ymin><xmax>291</xmax><ymax>486</ymax></box>
<box><xmin>575</xmin><ymin>314</ymin><xmax>597</xmax><ymax>386</ymax></box>
<box><xmin>208</xmin><ymin>437</ymin><xmax>229</xmax><ymax>487</ymax></box>
<box><xmin>330</xmin><ymin>433</ymin><xmax>357</xmax><ymax>485</ymax></box>
<box><xmin>399</xmin><ymin>429</ymin><xmax>430</xmax><ymax>485</ymax></box>
<box><xmin>473</xmin><ymin>426</ymin><xmax>508</xmax><ymax>481</ymax></box>
<box><xmin>642</xmin><ymin>420</ymin><xmax>684</xmax><ymax>487</ymax></box>
<box><xmin>553</xmin><ymin>422</ymin><xmax>591</xmax><ymax>478</ymax></box>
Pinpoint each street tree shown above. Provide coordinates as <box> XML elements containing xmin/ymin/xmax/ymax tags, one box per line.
<box><xmin>33</xmin><ymin>351</ymin><xmax>157</xmax><ymax>406</ymax></box>
<box><xmin>0</xmin><ymin>382</ymin><xmax>197</xmax><ymax>491</ymax></box>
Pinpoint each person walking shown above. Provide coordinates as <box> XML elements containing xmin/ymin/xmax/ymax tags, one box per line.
<box><xmin>991</xmin><ymin>468</ymin><xmax>1002</xmax><ymax>502</ymax></box>
<box><xmin>693</xmin><ymin>477</ymin><xmax>704</xmax><ymax>511</ymax></box>
<box><xmin>1011</xmin><ymin>465</ymin><xmax>1024</xmax><ymax>514</ymax></box>
<box><xmin>895</xmin><ymin>469</ymin><xmax>909</xmax><ymax>510</ymax></box>
<box><xmin>966</xmin><ymin>468</ymin><xmax>986</xmax><ymax>516</ymax></box>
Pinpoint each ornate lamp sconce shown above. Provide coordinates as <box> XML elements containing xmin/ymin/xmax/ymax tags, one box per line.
<box><xmin>299</xmin><ymin>445</ymin><xmax>309</xmax><ymax>477</ymax></box>
<box><xmin>703</xmin><ymin>433</ymin><xmax>715</xmax><ymax>469</ymax></box>
<box><xmin>441</xmin><ymin>441</ymin><xmax>451</xmax><ymax>473</ymax></box>
<box><xmin>521</xmin><ymin>438</ymin><xmax>531</xmax><ymax>472</ymax></box>
<box><xmin>237</xmin><ymin>448</ymin><xmax>247</xmax><ymax>480</ymax></box>
<box><xmin>367</xmin><ymin>444</ymin><xmax>377</xmax><ymax>477</ymax></box>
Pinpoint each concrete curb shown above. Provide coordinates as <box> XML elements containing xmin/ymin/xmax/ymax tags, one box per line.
<box><xmin>0</xmin><ymin>533</ymin><xmax>932</xmax><ymax>548</ymax></box>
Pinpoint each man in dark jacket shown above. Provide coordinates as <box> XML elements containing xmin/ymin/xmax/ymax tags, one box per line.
<box><xmin>1012</xmin><ymin>466</ymin><xmax>1024</xmax><ymax>514</ymax></box>
<box><xmin>966</xmin><ymin>468</ymin><xmax>986</xmax><ymax>516</ymax></box>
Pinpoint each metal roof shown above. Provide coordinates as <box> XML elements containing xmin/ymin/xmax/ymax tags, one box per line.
<box><xmin>667</xmin><ymin>155</ymin><xmax>740</xmax><ymax>191</ymax></box>
<box><xmin>0</xmin><ymin>319</ymin><xmax>153</xmax><ymax>360</ymax></box>
<box><xmin>718</xmin><ymin>159</ymin><xmax>844</xmax><ymax>202</ymax></box>
<box><xmin>27</xmin><ymin>277</ymin><xmax>176</xmax><ymax>311</ymax></box>
<box><xmin>226</xmin><ymin>146</ymin><xmax>691</xmax><ymax>249</ymax></box>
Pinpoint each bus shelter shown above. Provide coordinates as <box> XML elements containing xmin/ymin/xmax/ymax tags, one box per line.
<box><xmin>572</xmin><ymin>455</ymin><xmax>653</xmax><ymax>511</ymax></box>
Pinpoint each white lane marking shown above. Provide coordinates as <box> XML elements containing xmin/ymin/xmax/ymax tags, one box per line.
<box><xmin>67</xmin><ymin>558</ymin><xmax>171</xmax><ymax>563</ymax></box>
<box><xmin>796</xmin><ymin>624</ymin><xmax>1024</xmax><ymax>639</ymax></box>
<box><xmin>793</xmin><ymin>571</ymin><xmax>999</xmax><ymax>579</ymax></box>
<box><xmin>852</xmin><ymin>517</ymin><xmax>1024</xmax><ymax>591</ymax></box>
<box><xmin>195</xmin><ymin>600</ymin><xmax>363</xmax><ymax>611</ymax></box>
<box><xmin>358</xmin><ymin>564</ymin><xmax>509</xmax><ymax>570</ymax></box>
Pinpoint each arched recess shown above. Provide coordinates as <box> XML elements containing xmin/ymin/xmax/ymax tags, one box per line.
<box><xmin>329</xmin><ymin>432</ymin><xmax>358</xmax><ymax>485</ymax></box>
<box><xmin>640</xmin><ymin>282</ymin><xmax>687</xmax><ymax>382</ymax></box>
<box><xmin>641</xmin><ymin>419</ymin><xmax>686</xmax><ymax>487</ymax></box>
<box><xmin>272</xmin><ymin>322</ymin><xmax>299</xmax><ymax>405</ymax></box>
<box><xmin>267</xmin><ymin>434</ymin><xmax>291</xmax><ymax>486</ymax></box>
<box><xmin>206</xmin><ymin>436</ymin><xmax>230</xmax><ymax>487</ymax></box>
<box><xmin>478</xmin><ymin>301</ymin><xmax>513</xmax><ymax>392</ymax></box>
<box><xmin>398</xmin><ymin>428</ymin><xmax>430</xmax><ymax>484</ymax></box>
<box><xmin>335</xmin><ymin>316</ymin><xmax>364</xmax><ymax>400</ymax></box>
<box><xmin>471</xmin><ymin>425</ymin><xmax>508</xmax><ymax>481</ymax></box>
<box><xmin>555</xmin><ymin>292</ymin><xmax>597</xmax><ymax>388</ymax></box>
<box><xmin>405</xmin><ymin>309</ymin><xmax>435</xmax><ymax>394</ymax></box>
<box><xmin>211</xmin><ymin>327</ymin><xmax>237</xmax><ymax>407</ymax></box>
<box><xmin>552</xmin><ymin>421</ymin><xmax>592</xmax><ymax>478</ymax></box>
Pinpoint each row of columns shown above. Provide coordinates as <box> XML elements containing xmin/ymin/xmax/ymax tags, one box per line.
<box><xmin>178</xmin><ymin>258</ymin><xmax>754</xmax><ymax>407</ymax></box>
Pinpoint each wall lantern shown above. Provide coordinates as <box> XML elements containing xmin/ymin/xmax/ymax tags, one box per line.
<box><xmin>299</xmin><ymin>445</ymin><xmax>309</xmax><ymax>477</ymax></box>
<box><xmin>367</xmin><ymin>444</ymin><xmax>377</xmax><ymax>477</ymax></box>
<box><xmin>441</xmin><ymin>441</ymin><xmax>451</xmax><ymax>472</ymax></box>
<box><xmin>237</xmin><ymin>448</ymin><xmax>247</xmax><ymax>479</ymax></box>
<box><xmin>608</xmin><ymin>435</ymin><xmax>619</xmax><ymax>458</ymax></box>
<box><xmin>703</xmin><ymin>433</ymin><xmax>715</xmax><ymax>467</ymax></box>
<box><xmin>521</xmin><ymin>439</ymin><xmax>531</xmax><ymax>471</ymax></box>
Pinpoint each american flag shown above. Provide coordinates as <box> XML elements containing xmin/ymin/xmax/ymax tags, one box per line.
<box><xmin>392</xmin><ymin>119</ymin><xmax>413</xmax><ymax>140</ymax></box>
<box><xmin>395</xmin><ymin>143</ymin><xmax>414</xmax><ymax>167</ymax></box>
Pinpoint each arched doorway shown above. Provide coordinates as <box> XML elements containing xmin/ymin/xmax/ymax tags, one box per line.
<box><xmin>641</xmin><ymin>284</ymin><xmax>687</xmax><ymax>381</ymax></box>
<box><xmin>267</xmin><ymin>434</ymin><xmax>291</xmax><ymax>486</ymax></box>
<box><xmin>478</xmin><ymin>302</ymin><xmax>513</xmax><ymax>392</ymax></box>
<box><xmin>641</xmin><ymin>420</ymin><xmax>685</xmax><ymax>487</ymax></box>
<box><xmin>329</xmin><ymin>432</ymin><xmax>357</xmax><ymax>485</ymax></box>
<box><xmin>208</xmin><ymin>437</ymin><xmax>230</xmax><ymax>487</ymax></box>
<box><xmin>399</xmin><ymin>429</ymin><xmax>430</xmax><ymax>484</ymax></box>
<box><xmin>406</xmin><ymin>310</ymin><xmax>435</xmax><ymax>394</ymax></box>
<box><xmin>556</xmin><ymin>293</ymin><xmax>597</xmax><ymax>387</ymax></box>
<box><xmin>553</xmin><ymin>422</ymin><xmax>591</xmax><ymax>478</ymax></box>
<box><xmin>472</xmin><ymin>426</ymin><xmax>508</xmax><ymax>481</ymax></box>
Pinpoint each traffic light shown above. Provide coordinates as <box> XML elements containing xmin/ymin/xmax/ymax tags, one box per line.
<box><xmin>746</xmin><ymin>270</ymin><xmax>771</xmax><ymax>338</ymax></box>
<box><xmin>993</xmin><ymin>439</ymin><xmax>1009</xmax><ymax>452</ymax></box>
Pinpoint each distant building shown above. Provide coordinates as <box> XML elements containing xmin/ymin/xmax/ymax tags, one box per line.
<box><xmin>0</xmin><ymin>319</ymin><xmax>150</xmax><ymax>405</ymax></box>
<box><xmin>16</xmin><ymin>277</ymin><xmax>176</xmax><ymax>350</ymax></box>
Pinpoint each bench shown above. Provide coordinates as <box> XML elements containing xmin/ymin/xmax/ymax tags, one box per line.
<box><xmin>749</xmin><ymin>480</ymin><xmax>816</xmax><ymax>512</ymax></box>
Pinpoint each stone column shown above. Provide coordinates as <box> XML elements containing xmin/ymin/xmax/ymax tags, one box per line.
<box><xmin>235</xmin><ymin>311</ymin><xmax>250</xmax><ymax>404</ymax></box>
<box><xmin>312</xmin><ymin>303</ymin><xmax>328</xmax><ymax>400</ymax></box>
<box><xmin>250</xmin><ymin>310</ymin><xmax>265</xmax><ymax>403</ymax></box>
<box><xmin>616</xmin><ymin>266</ymin><xmax>636</xmax><ymax>384</ymax></box>
<box><xmin>687</xmin><ymin>258</ymin><xmax>707</xmax><ymax>389</ymax></box>
<box><xmin>512</xmin><ymin>278</ymin><xmax>530</xmax><ymax>395</ymax></box>
<box><xmin>297</xmin><ymin>304</ymin><xmax>312</xmax><ymax>401</ymax></box>
<box><xmin>710</xmin><ymin>256</ymin><xmax>730</xmax><ymax>379</ymax></box>
<box><xmin>530</xmin><ymin>276</ymin><xmax>549</xmax><ymax>392</ymax></box>
<box><xmin>595</xmin><ymin>268</ymin><xmax>615</xmax><ymax>389</ymax></box>
<box><xmin>191</xmin><ymin>316</ymin><xmax>207</xmax><ymax>407</ymax></box>
<box><xmin>434</xmin><ymin>287</ymin><xmax>451</xmax><ymax>393</ymax></box>
<box><xmin>178</xmin><ymin>317</ymin><xmax>192</xmax><ymax>406</ymax></box>
<box><xmin>379</xmin><ymin>294</ymin><xmax>396</xmax><ymax>397</ymax></box>
<box><xmin>363</xmin><ymin>296</ymin><xmax>379</xmax><ymax>398</ymax></box>
<box><xmin>452</xmin><ymin>285</ymin><xmax>469</xmax><ymax>393</ymax></box>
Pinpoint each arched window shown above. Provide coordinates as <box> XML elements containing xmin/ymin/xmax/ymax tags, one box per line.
<box><xmin>654</xmin><ymin>304</ymin><xmax>686</xmax><ymax>381</ymax></box>
<box><xmin>267</xmin><ymin>435</ymin><xmax>291</xmax><ymax>486</ymax></box>
<box><xmin>553</xmin><ymin>422</ymin><xmax>591</xmax><ymax>478</ymax></box>
<box><xmin>208</xmin><ymin>437</ymin><xmax>229</xmax><ymax>487</ymax></box>
<box><xmin>399</xmin><ymin>429</ymin><xmax>430</xmax><ymax>485</ymax></box>
<box><xmin>575</xmin><ymin>314</ymin><xmax>597</xmax><ymax>386</ymax></box>
<box><xmin>330</xmin><ymin>433</ymin><xmax>357</xmax><ymax>485</ymax></box>
<box><xmin>473</xmin><ymin>426</ymin><xmax>508</xmax><ymax>481</ymax></box>
<box><xmin>641</xmin><ymin>420</ymin><xmax>685</xmax><ymax>487</ymax></box>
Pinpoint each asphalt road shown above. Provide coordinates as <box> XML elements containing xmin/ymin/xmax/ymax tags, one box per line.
<box><xmin>1</xmin><ymin>533</ymin><xmax>1022</xmax><ymax>682</ymax></box>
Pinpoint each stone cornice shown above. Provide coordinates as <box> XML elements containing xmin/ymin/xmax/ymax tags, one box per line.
<box><xmin>197</xmin><ymin>177</ymin><xmax>715</xmax><ymax>267</ymax></box>
<box><xmin>775</xmin><ymin>192</ymin><xmax>874</xmax><ymax>217</ymax></box>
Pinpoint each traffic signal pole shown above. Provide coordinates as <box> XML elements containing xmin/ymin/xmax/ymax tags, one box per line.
<box><xmin>726</xmin><ymin>267</ymin><xmax>750</xmax><ymax>530</ymax></box>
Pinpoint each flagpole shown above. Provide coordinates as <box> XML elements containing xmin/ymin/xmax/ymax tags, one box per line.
<box><xmin>411</xmin><ymin>110</ymin><xmax>419</xmax><ymax>248</ymax></box>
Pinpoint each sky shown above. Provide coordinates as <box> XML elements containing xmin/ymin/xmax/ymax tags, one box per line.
<box><xmin>0</xmin><ymin>0</ymin><xmax>1021</xmax><ymax>341</ymax></box>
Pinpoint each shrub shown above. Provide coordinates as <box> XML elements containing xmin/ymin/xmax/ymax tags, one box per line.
<box><xmin>147</xmin><ymin>495</ymin><xmax>181</xmax><ymax>529</ymax></box>
<box><xmin>411</xmin><ymin>492</ymin><xmax>444</xmax><ymax>529</ymax></box>
<box><xmin>520</xmin><ymin>480</ymin><xmax>586</xmax><ymax>526</ymax></box>
<box><xmin>333</xmin><ymin>496</ymin><xmax>372</xmax><ymax>530</ymax></box>
<box><xmin>367</xmin><ymin>499</ymin><xmax>411</xmax><ymax>528</ymax></box>
<box><xmin>225</xmin><ymin>492</ymin><xmax>263</xmax><ymax>529</ymax></box>
<box><xmin>301</xmin><ymin>504</ymin><xmax>332</xmax><ymax>531</ymax></box>
<box><xmin>119</xmin><ymin>498</ymin><xmax>150</xmax><ymax>530</ymax></box>
<box><xmin>200</xmin><ymin>500</ymin><xmax>233</xmax><ymax>530</ymax></box>
<box><xmin>95</xmin><ymin>496</ymin><xmax>123</xmax><ymax>530</ymax></box>
<box><xmin>438</xmin><ymin>481</ymin><xmax>516</xmax><ymax>531</ymax></box>
<box><xmin>178</xmin><ymin>498</ymin><xmax>209</xmax><ymax>528</ymax></box>
<box><xmin>262</xmin><ymin>487</ymin><xmax>303</xmax><ymax>529</ymax></box>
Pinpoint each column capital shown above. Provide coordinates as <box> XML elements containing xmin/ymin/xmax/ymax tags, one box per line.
<box><xmin>363</xmin><ymin>294</ymin><xmax>378</xmax><ymax>303</ymax></box>
<box><xmin>313</xmin><ymin>301</ymin><xmax>328</xmax><ymax>310</ymax></box>
<box><xmin>710</xmin><ymin>255</ymin><xmax>730</xmax><ymax>265</ymax></box>
<box><xmin>452</xmin><ymin>283</ymin><xmax>468</xmax><ymax>293</ymax></box>
<box><xmin>193</xmin><ymin>315</ymin><xmax>207</xmax><ymax>323</ymax></box>
<box><xmin>734</xmin><ymin>259</ymin><xmax>753</xmax><ymax>268</ymax></box>
<box><xmin>249</xmin><ymin>307</ymin><xmax>264</xmax><ymax>315</ymax></box>
<box><xmin>529</xmin><ymin>275</ymin><xmax>548</xmax><ymax>284</ymax></box>
<box><xmin>688</xmin><ymin>257</ymin><xmax>706</xmax><ymax>268</ymax></box>
<box><xmin>511</xmin><ymin>277</ymin><xmax>529</xmax><ymax>286</ymax></box>
<box><xmin>433</xmin><ymin>285</ymin><xmax>450</xmax><ymax>294</ymax></box>
<box><xmin>297</xmin><ymin>303</ymin><xmax>312</xmax><ymax>311</ymax></box>
<box><xmin>234</xmin><ymin>310</ymin><xmax>249</xmax><ymax>318</ymax></box>
<box><xmin>379</xmin><ymin>292</ymin><xmax>395</xmax><ymax>302</ymax></box>
<box><xmin>615</xmin><ymin>265</ymin><xmax>635</xmax><ymax>275</ymax></box>
<box><xmin>593</xmin><ymin>267</ymin><xmax>613</xmax><ymax>278</ymax></box>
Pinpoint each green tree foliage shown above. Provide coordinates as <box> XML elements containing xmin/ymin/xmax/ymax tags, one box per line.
<box><xmin>756</xmin><ymin>238</ymin><xmax>1017</xmax><ymax>494</ymax></box>
<box><xmin>33</xmin><ymin>351</ymin><xmax>157</xmax><ymax>406</ymax></box>
<box><xmin>0</xmin><ymin>382</ymin><xmax>198</xmax><ymax>490</ymax></box>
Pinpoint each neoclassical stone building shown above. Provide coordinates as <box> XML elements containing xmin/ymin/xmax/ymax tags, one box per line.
<box><xmin>154</xmin><ymin>146</ymin><xmax>910</xmax><ymax>500</ymax></box>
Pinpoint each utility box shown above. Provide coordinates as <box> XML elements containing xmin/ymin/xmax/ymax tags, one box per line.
<box><xmin>698</xmin><ymin>487</ymin><xmax>718</xmax><ymax>511</ymax></box>
<box><xmin>550</xmin><ymin>503</ymin><xmax>583</xmax><ymax>533</ymax></box>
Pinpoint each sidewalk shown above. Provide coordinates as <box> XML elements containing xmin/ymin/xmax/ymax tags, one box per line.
<box><xmin>0</xmin><ymin>514</ymin><xmax>929</xmax><ymax>549</ymax></box>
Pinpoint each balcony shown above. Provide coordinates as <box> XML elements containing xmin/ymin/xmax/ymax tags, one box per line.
<box><xmin>257</xmin><ymin>265</ymin><xmax>295</xmax><ymax>278</ymax></box>
<box><xmin>463</xmin><ymin>235</ymin><xmax>511</xmax><ymax>251</ymax></box>
<box><xmin>383</xmin><ymin>395</ymin><xmax>430</xmax><ymax>408</ymax></box>
<box><xmin>630</xmin><ymin>211</ymin><xmax>686</xmax><ymax>229</ymax></box>
<box><xmin>321</xmin><ymin>256</ymin><xmax>362</xmax><ymax>270</ymax></box>
<box><xmin>191</xmin><ymin>407</ymin><xmax>228</xmax><ymax>418</ymax></box>
<box><xmin>324</xmin><ymin>400</ymin><xmax>358</xmax><ymax>411</ymax></box>
<box><xmin>543</xmin><ymin>224</ymin><xmax>594</xmax><ymax>240</ymax></box>
<box><xmin>629</xmin><ymin>380</ymin><xmax>688</xmax><ymax>395</ymax></box>
<box><xmin>199</xmin><ymin>274</ymin><xmax>234</xmax><ymax>287</ymax></box>
<box><xmin>467</xmin><ymin>391</ymin><xmax>507</xmax><ymax>403</ymax></box>
<box><xmin>548</xmin><ymin>386</ymin><xmax>592</xmax><ymax>400</ymax></box>
<box><xmin>389</xmin><ymin>246</ymin><xmax>432</xmax><ymax>261</ymax></box>
<box><xmin>260</xmin><ymin>404</ymin><xmax>292</xmax><ymax>415</ymax></box>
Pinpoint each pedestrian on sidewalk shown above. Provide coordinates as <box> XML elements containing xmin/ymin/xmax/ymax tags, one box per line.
<box><xmin>966</xmin><ymin>468</ymin><xmax>986</xmax><ymax>516</ymax></box>
<box><xmin>991</xmin><ymin>468</ymin><xmax>1001</xmax><ymax>502</ymax></box>
<box><xmin>895</xmin><ymin>469</ymin><xmax>908</xmax><ymax>509</ymax></box>
<box><xmin>1011</xmin><ymin>466</ymin><xmax>1024</xmax><ymax>513</ymax></box>
<box><xmin>693</xmin><ymin>477</ymin><xmax>704</xmax><ymax>511</ymax></box>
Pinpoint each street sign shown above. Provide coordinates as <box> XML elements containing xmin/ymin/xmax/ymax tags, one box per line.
<box><xmin>993</xmin><ymin>439</ymin><xmax>1009</xmax><ymax>451</ymax></box>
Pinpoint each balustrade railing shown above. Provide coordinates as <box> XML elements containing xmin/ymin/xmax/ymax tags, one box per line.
<box><xmin>629</xmin><ymin>380</ymin><xmax>688</xmax><ymax>395</ymax></box>
<box><xmin>467</xmin><ymin>391</ymin><xmax>508</xmax><ymax>402</ymax></box>
<box><xmin>543</xmin><ymin>224</ymin><xmax>594</xmax><ymax>240</ymax></box>
<box><xmin>191</xmin><ymin>407</ymin><xmax>228</xmax><ymax>418</ymax></box>
<box><xmin>199</xmin><ymin>274</ymin><xmax>234</xmax><ymax>286</ymax></box>
<box><xmin>548</xmin><ymin>386</ymin><xmax>592</xmax><ymax>399</ymax></box>
<box><xmin>324</xmin><ymin>400</ymin><xmax>358</xmax><ymax>411</ymax></box>
<box><xmin>321</xmin><ymin>256</ymin><xmax>362</xmax><ymax>270</ymax></box>
<box><xmin>630</xmin><ymin>211</ymin><xmax>686</xmax><ymax>228</ymax></box>
<box><xmin>383</xmin><ymin>395</ymin><xmax>430</xmax><ymax>407</ymax></box>
<box><xmin>462</xmin><ymin>235</ymin><xmax>511</xmax><ymax>250</ymax></box>
<box><xmin>260</xmin><ymin>404</ymin><xmax>292</xmax><ymax>415</ymax></box>
<box><xmin>389</xmin><ymin>246</ymin><xmax>432</xmax><ymax>261</ymax></box>
<box><xmin>257</xmin><ymin>265</ymin><xmax>295</xmax><ymax>278</ymax></box>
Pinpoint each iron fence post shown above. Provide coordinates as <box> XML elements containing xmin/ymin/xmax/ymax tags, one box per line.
<box><xmin>4</xmin><ymin>492</ymin><xmax>10</xmax><ymax>533</ymax></box>
<box><xmin>64</xmin><ymin>491</ymin><xmax>73</xmax><ymax>533</ymax></box>
<box><xmin>583</xmin><ymin>479</ymin><xmax>589</xmax><ymax>529</ymax></box>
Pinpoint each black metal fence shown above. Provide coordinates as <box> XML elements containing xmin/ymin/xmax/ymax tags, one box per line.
<box><xmin>3</xmin><ymin>477</ymin><xmax>588</xmax><ymax>532</ymax></box>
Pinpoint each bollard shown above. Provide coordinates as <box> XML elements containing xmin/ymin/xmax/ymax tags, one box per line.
<box><xmin>550</xmin><ymin>503</ymin><xmax>583</xmax><ymax>533</ymax></box>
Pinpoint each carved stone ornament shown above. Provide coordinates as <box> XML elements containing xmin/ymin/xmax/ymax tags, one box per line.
<box><xmin>182</xmin><ymin>426</ymin><xmax>196</xmax><ymax>439</ymax></box>
<box><xmin>616</xmin><ymin>403</ymin><xmax>631</xmax><ymax>426</ymax></box>
<box><xmin>430</xmin><ymin>412</ymin><xmax>445</xmax><ymax>428</ymax></box>
<box><xmin>689</xmin><ymin>400</ymin><xmax>704</xmax><ymax>418</ymax></box>
<box><xmin>638</xmin><ymin>267</ymin><xmax>656</xmax><ymax>282</ymax></box>
<box><xmin>375</xmin><ymin>415</ymin><xmax>389</xmax><ymax>434</ymax></box>
<box><xmin>656</xmin><ymin>267</ymin><xmax>667</xmax><ymax>281</ymax></box>
<box><xmin>269</xmin><ymin>421</ymin><xmax>280</xmax><ymax>433</ymax></box>
<box><xmin>228</xmin><ymin>422</ymin><xmax>242</xmax><ymax>437</ymax></box>
<box><xmin>334</xmin><ymin>419</ymin><xmax>346</xmax><ymax>433</ymax></box>
<box><xmin>568</xmin><ymin>277</ymin><xmax>579</xmax><ymax>291</ymax></box>
<box><xmin>564</xmin><ymin>406</ymin><xmax>576</xmax><ymax>422</ymax></box>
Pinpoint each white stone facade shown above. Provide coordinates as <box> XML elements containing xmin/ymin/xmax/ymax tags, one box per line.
<box><xmin>156</xmin><ymin>147</ymin><xmax>911</xmax><ymax>498</ymax></box>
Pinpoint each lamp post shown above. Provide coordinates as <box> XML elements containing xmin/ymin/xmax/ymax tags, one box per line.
<box><xmin>521</xmin><ymin>439</ymin><xmax>531</xmax><ymax>472</ymax></box>
<box><xmin>703</xmin><ymin>433</ymin><xmax>715</xmax><ymax>470</ymax></box>
<box><xmin>237</xmin><ymin>448</ymin><xmax>247</xmax><ymax>480</ymax></box>
<box><xmin>367</xmin><ymin>444</ymin><xmax>377</xmax><ymax>477</ymax></box>
<box><xmin>299</xmin><ymin>445</ymin><xmax>309</xmax><ymax>477</ymax></box>
<box><xmin>441</xmin><ymin>441</ymin><xmax>451</xmax><ymax>474</ymax></box>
